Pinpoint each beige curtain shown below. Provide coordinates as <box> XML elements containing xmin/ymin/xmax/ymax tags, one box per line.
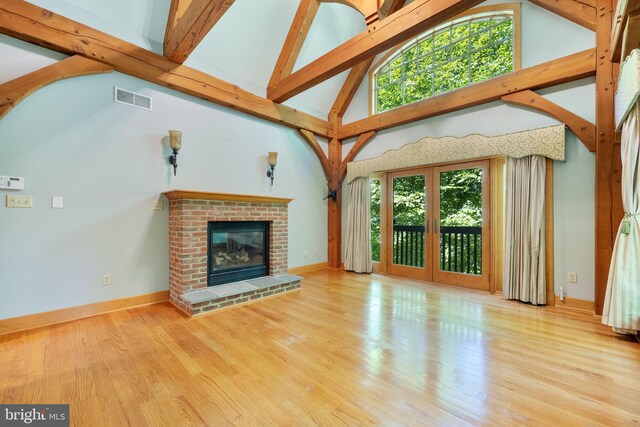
<box><xmin>344</xmin><ymin>177</ymin><xmax>373</xmax><ymax>273</ymax></box>
<box><xmin>504</xmin><ymin>155</ymin><xmax>546</xmax><ymax>305</ymax></box>
<box><xmin>602</xmin><ymin>103</ymin><xmax>640</xmax><ymax>334</ymax></box>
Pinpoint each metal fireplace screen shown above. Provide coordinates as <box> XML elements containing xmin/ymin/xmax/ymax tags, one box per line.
<box><xmin>207</xmin><ymin>221</ymin><xmax>269</xmax><ymax>286</ymax></box>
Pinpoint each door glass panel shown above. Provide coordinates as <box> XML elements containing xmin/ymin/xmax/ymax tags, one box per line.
<box><xmin>370</xmin><ymin>179</ymin><xmax>381</xmax><ymax>262</ymax></box>
<box><xmin>439</xmin><ymin>167</ymin><xmax>483</xmax><ymax>275</ymax></box>
<box><xmin>392</xmin><ymin>175</ymin><xmax>426</xmax><ymax>267</ymax></box>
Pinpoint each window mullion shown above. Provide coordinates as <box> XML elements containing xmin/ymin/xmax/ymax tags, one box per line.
<box><xmin>373</xmin><ymin>11</ymin><xmax>514</xmax><ymax>114</ymax></box>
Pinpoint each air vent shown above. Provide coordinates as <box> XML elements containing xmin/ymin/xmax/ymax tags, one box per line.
<box><xmin>114</xmin><ymin>87</ymin><xmax>152</xmax><ymax>111</ymax></box>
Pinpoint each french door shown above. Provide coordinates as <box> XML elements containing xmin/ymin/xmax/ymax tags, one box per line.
<box><xmin>385</xmin><ymin>160</ymin><xmax>491</xmax><ymax>290</ymax></box>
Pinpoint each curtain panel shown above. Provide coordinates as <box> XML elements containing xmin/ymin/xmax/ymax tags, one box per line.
<box><xmin>344</xmin><ymin>177</ymin><xmax>373</xmax><ymax>273</ymax></box>
<box><xmin>602</xmin><ymin>103</ymin><xmax>640</xmax><ymax>334</ymax></box>
<box><xmin>503</xmin><ymin>155</ymin><xmax>546</xmax><ymax>305</ymax></box>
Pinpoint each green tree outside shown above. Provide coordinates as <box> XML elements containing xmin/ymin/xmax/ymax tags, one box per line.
<box><xmin>375</xmin><ymin>16</ymin><xmax>513</xmax><ymax>113</ymax></box>
<box><xmin>370</xmin><ymin>169</ymin><xmax>483</xmax><ymax>272</ymax></box>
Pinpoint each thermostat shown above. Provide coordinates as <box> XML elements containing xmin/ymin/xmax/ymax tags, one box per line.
<box><xmin>0</xmin><ymin>176</ymin><xmax>25</xmax><ymax>190</ymax></box>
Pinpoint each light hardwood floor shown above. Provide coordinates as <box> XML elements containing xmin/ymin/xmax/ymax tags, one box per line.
<box><xmin>1</xmin><ymin>269</ymin><xmax>639</xmax><ymax>426</ymax></box>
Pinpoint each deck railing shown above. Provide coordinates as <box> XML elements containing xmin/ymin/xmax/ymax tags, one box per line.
<box><xmin>392</xmin><ymin>224</ymin><xmax>482</xmax><ymax>274</ymax></box>
<box><xmin>439</xmin><ymin>225</ymin><xmax>482</xmax><ymax>275</ymax></box>
<box><xmin>392</xmin><ymin>225</ymin><xmax>425</xmax><ymax>267</ymax></box>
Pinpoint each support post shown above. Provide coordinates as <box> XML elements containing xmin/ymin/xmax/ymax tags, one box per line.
<box><xmin>595</xmin><ymin>0</ymin><xmax>623</xmax><ymax>314</ymax></box>
<box><xmin>328</xmin><ymin>135</ymin><xmax>343</xmax><ymax>268</ymax></box>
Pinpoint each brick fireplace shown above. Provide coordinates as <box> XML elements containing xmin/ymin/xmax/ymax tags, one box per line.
<box><xmin>164</xmin><ymin>190</ymin><xmax>301</xmax><ymax>316</ymax></box>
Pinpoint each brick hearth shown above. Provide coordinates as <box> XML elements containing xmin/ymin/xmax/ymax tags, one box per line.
<box><xmin>164</xmin><ymin>190</ymin><xmax>298</xmax><ymax>316</ymax></box>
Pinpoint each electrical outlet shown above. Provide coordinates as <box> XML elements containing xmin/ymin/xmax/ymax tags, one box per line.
<box><xmin>152</xmin><ymin>200</ymin><xmax>164</xmax><ymax>210</ymax></box>
<box><xmin>567</xmin><ymin>272</ymin><xmax>578</xmax><ymax>283</ymax></box>
<box><xmin>6</xmin><ymin>195</ymin><xmax>33</xmax><ymax>208</ymax></box>
<box><xmin>102</xmin><ymin>274</ymin><xmax>112</xmax><ymax>286</ymax></box>
<box><xmin>303</xmin><ymin>250</ymin><xmax>309</xmax><ymax>257</ymax></box>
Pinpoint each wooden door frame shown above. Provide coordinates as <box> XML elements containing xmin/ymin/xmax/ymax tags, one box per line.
<box><xmin>369</xmin><ymin>156</ymin><xmax>554</xmax><ymax>304</ymax></box>
<box><xmin>431</xmin><ymin>159</ymin><xmax>492</xmax><ymax>291</ymax></box>
<box><xmin>371</xmin><ymin>173</ymin><xmax>388</xmax><ymax>274</ymax></box>
<box><xmin>385</xmin><ymin>168</ymin><xmax>433</xmax><ymax>280</ymax></box>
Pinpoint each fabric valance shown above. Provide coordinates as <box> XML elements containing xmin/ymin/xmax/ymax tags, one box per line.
<box><xmin>616</xmin><ymin>49</ymin><xmax>640</xmax><ymax>131</ymax></box>
<box><xmin>345</xmin><ymin>125</ymin><xmax>565</xmax><ymax>184</ymax></box>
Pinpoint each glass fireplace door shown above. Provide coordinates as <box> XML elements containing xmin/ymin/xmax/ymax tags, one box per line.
<box><xmin>208</xmin><ymin>221</ymin><xmax>269</xmax><ymax>286</ymax></box>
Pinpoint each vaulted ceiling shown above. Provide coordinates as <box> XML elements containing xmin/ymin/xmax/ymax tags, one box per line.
<box><xmin>26</xmin><ymin>0</ymin><xmax>366</xmax><ymax>118</ymax></box>
<box><xmin>0</xmin><ymin>0</ymin><xmax>634</xmax><ymax>314</ymax></box>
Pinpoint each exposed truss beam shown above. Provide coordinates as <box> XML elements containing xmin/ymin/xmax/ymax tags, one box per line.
<box><xmin>323</xmin><ymin>0</ymin><xmax>378</xmax><ymax>21</ymax></box>
<box><xmin>268</xmin><ymin>0</ymin><xmax>320</xmax><ymax>91</ymax></box>
<box><xmin>0</xmin><ymin>0</ymin><xmax>331</xmax><ymax>137</ymax></box>
<box><xmin>528</xmin><ymin>0</ymin><xmax>596</xmax><ymax>31</ymax></box>
<box><xmin>267</xmin><ymin>0</ymin><xmax>483</xmax><ymax>103</ymax></box>
<box><xmin>0</xmin><ymin>56</ymin><xmax>113</xmax><ymax>120</ymax></box>
<box><xmin>502</xmin><ymin>90</ymin><xmax>596</xmax><ymax>152</ymax></box>
<box><xmin>339</xmin><ymin>49</ymin><xmax>596</xmax><ymax>139</ymax></box>
<box><xmin>338</xmin><ymin>131</ymin><xmax>376</xmax><ymax>181</ymax></box>
<box><xmin>378</xmin><ymin>0</ymin><xmax>408</xmax><ymax>18</ymax></box>
<box><xmin>329</xmin><ymin>0</ymin><xmax>406</xmax><ymax>120</ymax></box>
<box><xmin>164</xmin><ymin>0</ymin><xmax>235</xmax><ymax>64</ymax></box>
<box><xmin>298</xmin><ymin>129</ymin><xmax>332</xmax><ymax>180</ymax></box>
<box><xmin>330</xmin><ymin>58</ymin><xmax>374</xmax><ymax>120</ymax></box>
<box><xmin>611</xmin><ymin>0</ymin><xmax>640</xmax><ymax>61</ymax></box>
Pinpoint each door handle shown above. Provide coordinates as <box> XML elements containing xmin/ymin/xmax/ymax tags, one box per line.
<box><xmin>434</xmin><ymin>219</ymin><xmax>439</xmax><ymax>233</ymax></box>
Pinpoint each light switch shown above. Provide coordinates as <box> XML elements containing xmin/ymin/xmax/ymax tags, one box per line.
<box><xmin>152</xmin><ymin>200</ymin><xmax>164</xmax><ymax>211</ymax></box>
<box><xmin>6</xmin><ymin>195</ymin><xmax>33</xmax><ymax>208</ymax></box>
<box><xmin>52</xmin><ymin>196</ymin><xmax>64</xmax><ymax>209</ymax></box>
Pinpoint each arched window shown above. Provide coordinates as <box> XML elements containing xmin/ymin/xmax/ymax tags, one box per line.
<box><xmin>372</xmin><ymin>5</ymin><xmax>521</xmax><ymax>114</ymax></box>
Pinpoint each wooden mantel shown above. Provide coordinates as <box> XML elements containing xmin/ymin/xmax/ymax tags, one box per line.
<box><xmin>163</xmin><ymin>190</ymin><xmax>293</xmax><ymax>205</ymax></box>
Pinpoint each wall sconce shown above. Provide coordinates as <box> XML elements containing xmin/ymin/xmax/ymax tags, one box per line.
<box><xmin>168</xmin><ymin>130</ymin><xmax>182</xmax><ymax>176</ymax></box>
<box><xmin>266</xmin><ymin>151</ymin><xmax>278</xmax><ymax>186</ymax></box>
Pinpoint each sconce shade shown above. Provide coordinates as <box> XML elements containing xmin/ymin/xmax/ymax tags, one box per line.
<box><xmin>169</xmin><ymin>130</ymin><xmax>182</xmax><ymax>151</ymax></box>
<box><xmin>268</xmin><ymin>151</ymin><xmax>278</xmax><ymax>167</ymax></box>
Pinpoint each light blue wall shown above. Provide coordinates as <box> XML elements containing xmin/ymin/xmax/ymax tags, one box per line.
<box><xmin>0</xmin><ymin>41</ymin><xmax>328</xmax><ymax>320</ymax></box>
<box><xmin>341</xmin><ymin>2</ymin><xmax>597</xmax><ymax>301</ymax></box>
<box><xmin>1</xmin><ymin>0</ymin><xmax>601</xmax><ymax>321</ymax></box>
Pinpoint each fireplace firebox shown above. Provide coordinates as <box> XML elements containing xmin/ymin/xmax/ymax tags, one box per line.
<box><xmin>207</xmin><ymin>221</ymin><xmax>269</xmax><ymax>286</ymax></box>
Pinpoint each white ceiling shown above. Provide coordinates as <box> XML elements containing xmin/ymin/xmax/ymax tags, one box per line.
<box><xmin>25</xmin><ymin>0</ymin><xmax>365</xmax><ymax>118</ymax></box>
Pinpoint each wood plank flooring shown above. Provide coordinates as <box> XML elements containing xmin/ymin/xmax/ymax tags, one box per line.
<box><xmin>1</xmin><ymin>269</ymin><xmax>639</xmax><ymax>426</ymax></box>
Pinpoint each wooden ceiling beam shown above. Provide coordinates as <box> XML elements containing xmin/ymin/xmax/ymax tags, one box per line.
<box><xmin>339</xmin><ymin>48</ymin><xmax>596</xmax><ymax>139</ymax></box>
<box><xmin>328</xmin><ymin>0</ymin><xmax>406</xmax><ymax>120</ymax></box>
<box><xmin>0</xmin><ymin>0</ymin><xmax>332</xmax><ymax>137</ymax></box>
<box><xmin>528</xmin><ymin>0</ymin><xmax>596</xmax><ymax>31</ymax></box>
<box><xmin>330</xmin><ymin>58</ymin><xmax>374</xmax><ymax>120</ymax></box>
<box><xmin>378</xmin><ymin>0</ymin><xmax>408</xmax><ymax>19</ymax></box>
<box><xmin>502</xmin><ymin>90</ymin><xmax>596</xmax><ymax>152</ymax></box>
<box><xmin>0</xmin><ymin>55</ymin><xmax>113</xmax><ymax>120</ymax></box>
<box><xmin>267</xmin><ymin>0</ymin><xmax>483</xmax><ymax>103</ymax></box>
<box><xmin>164</xmin><ymin>0</ymin><xmax>235</xmax><ymax>64</ymax></box>
<box><xmin>323</xmin><ymin>0</ymin><xmax>378</xmax><ymax>21</ymax></box>
<box><xmin>338</xmin><ymin>130</ymin><xmax>376</xmax><ymax>181</ymax></box>
<box><xmin>298</xmin><ymin>129</ymin><xmax>332</xmax><ymax>180</ymax></box>
<box><xmin>268</xmin><ymin>0</ymin><xmax>320</xmax><ymax>91</ymax></box>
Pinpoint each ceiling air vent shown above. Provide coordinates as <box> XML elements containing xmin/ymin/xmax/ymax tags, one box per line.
<box><xmin>114</xmin><ymin>87</ymin><xmax>152</xmax><ymax>111</ymax></box>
